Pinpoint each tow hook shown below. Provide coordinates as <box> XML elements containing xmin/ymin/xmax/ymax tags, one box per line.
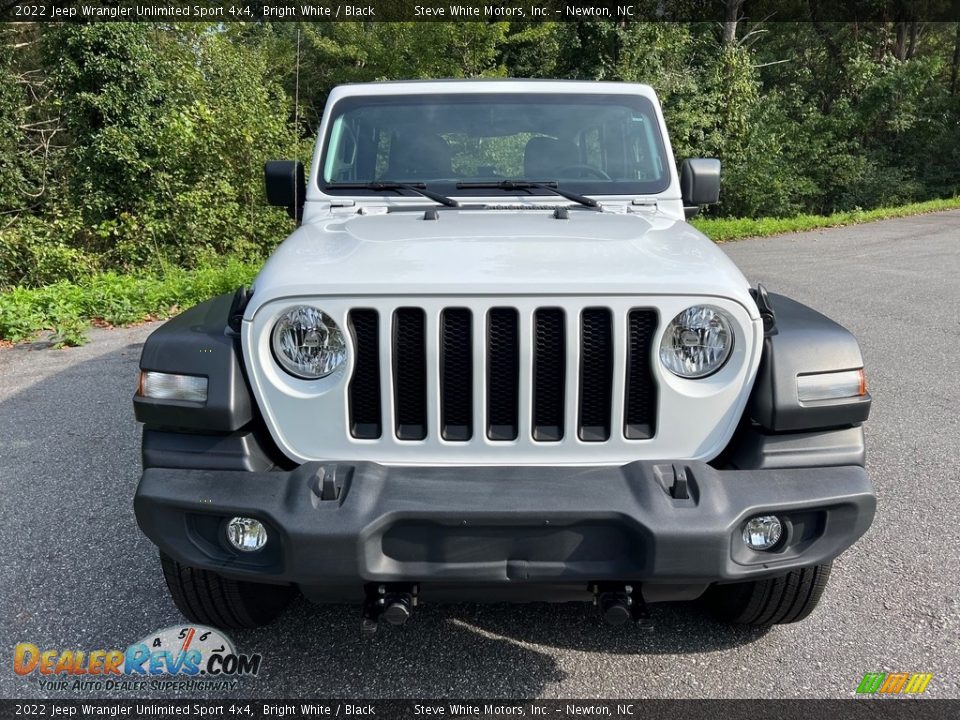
<box><xmin>361</xmin><ymin>583</ymin><xmax>418</xmax><ymax>636</ymax></box>
<box><xmin>593</xmin><ymin>584</ymin><xmax>653</xmax><ymax>631</ymax></box>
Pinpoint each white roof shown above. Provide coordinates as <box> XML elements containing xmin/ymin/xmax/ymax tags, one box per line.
<box><xmin>326</xmin><ymin>79</ymin><xmax>658</xmax><ymax>102</ymax></box>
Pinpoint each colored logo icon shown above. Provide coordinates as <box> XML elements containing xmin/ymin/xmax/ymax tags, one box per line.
<box><xmin>856</xmin><ymin>673</ymin><xmax>933</xmax><ymax>695</ymax></box>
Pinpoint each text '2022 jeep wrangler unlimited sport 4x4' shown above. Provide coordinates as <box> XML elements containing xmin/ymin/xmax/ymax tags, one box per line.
<box><xmin>133</xmin><ymin>80</ymin><xmax>874</xmax><ymax>632</ymax></box>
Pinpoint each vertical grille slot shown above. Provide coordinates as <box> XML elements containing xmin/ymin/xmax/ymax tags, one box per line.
<box><xmin>578</xmin><ymin>308</ymin><xmax>613</xmax><ymax>442</ymax></box>
<box><xmin>440</xmin><ymin>308</ymin><xmax>473</xmax><ymax>441</ymax></box>
<box><xmin>532</xmin><ymin>308</ymin><xmax>565</xmax><ymax>441</ymax></box>
<box><xmin>392</xmin><ymin>308</ymin><xmax>427</xmax><ymax>440</ymax></box>
<box><xmin>486</xmin><ymin>308</ymin><xmax>519</xmax><ymax>440</ymax></box>
<box><xmin>347</xmin><ymin>309</ymin><xmax>382</xmax><ymax>439</ymax></box>
<box><xmin>624</xmin><ymin>309</ymin><xmax>658</xmax><ymax>439</ymax></box>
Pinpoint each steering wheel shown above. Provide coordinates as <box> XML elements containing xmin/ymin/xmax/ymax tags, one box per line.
<box><xmin>557</xmin><ymin>164</ymin><xmax>611</xmax><ymax>180</ymax></box>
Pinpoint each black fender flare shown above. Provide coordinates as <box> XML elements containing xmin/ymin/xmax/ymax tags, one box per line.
<box><xmin>748</xmin><ymin>293</ymin><xmax>871</xmax><ymax>432</ymax></box>
<box><xmin>134</xmin><ymin>292</ymin><xmax>253</xmax><ymax>433</ymax></box>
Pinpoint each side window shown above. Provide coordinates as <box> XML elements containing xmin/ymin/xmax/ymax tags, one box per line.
<box><xmin>625</xmin><ymin>116</ymin><xmax>662</xmax><ymax>181</ymax></box>
<box><xmin>579</xmin><ymin>126</ymin><xmax>603</xmax><ymax>169</ymax></box>
<box><xmin>325</xmin><ymin>119</ymin><xmax>361</xmax><ymax>182</ymax></box>
<box><xmin>375</xmin><ymin>130</ymin><xmax>391</xmax><ymax>179</ymax></box>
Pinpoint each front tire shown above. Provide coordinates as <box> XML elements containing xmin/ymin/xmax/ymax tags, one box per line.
<box><xmin>705</xmin><ymin>563</ymin><xmax>832</xmax><ymax>626</ymax></box>
<box><xmin>159</xmin><ymin>552</ymin><xmax>296</xmax><ymax>630</ymax></box>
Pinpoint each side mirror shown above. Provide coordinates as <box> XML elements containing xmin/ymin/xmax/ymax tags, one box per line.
<box><xmin>265</xmin><ymin>160</ymin><xmax>306</xmax><ymax>222</ymax></box>
<box><xmin>680</xmin><ymin>158</ymin><xmax>721</xmax><ymax>218</ymax></box>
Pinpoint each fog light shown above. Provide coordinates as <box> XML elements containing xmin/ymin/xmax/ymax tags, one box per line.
<box><xmin>226</xmin><ymin>517</ymin><xmax>268</xmax><ymax>552</ymax></box>
<box><xmin>742</xmin><ymin>515</ymin><xmax>783</xmax><ymax>551</ymax></box>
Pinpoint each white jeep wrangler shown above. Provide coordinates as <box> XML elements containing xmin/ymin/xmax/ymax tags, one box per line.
<box><xmin>133</xmin><ymin>80</ymin><xmax>874</xmax><ymax>632</ymax></box>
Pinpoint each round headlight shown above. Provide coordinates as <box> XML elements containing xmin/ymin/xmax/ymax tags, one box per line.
<box><xmin>271</xmin><ymin>306</ymin><xmax>346</xmax><ymax>379</ymax></box>
<box><xmin>659</xmin><ymin>305</ymin><xmax>733</xmax><ymax>378</ymax></box>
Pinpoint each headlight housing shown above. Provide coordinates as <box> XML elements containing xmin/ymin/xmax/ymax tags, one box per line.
<box><xmin>271</xmin><ymin>305</ymin><xmax>346</xmax><ymax>379</ymax></box>
<box><xmin>659</xmin><ymin>305</ymin><xmax>734</xmax><ymax>378</ymax></box>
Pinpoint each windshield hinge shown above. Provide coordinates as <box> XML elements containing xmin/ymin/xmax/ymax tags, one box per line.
<box><xmin>750</xmin><ymin>283</ymin><xmax>778</xmax><ymax>336</ymax></box>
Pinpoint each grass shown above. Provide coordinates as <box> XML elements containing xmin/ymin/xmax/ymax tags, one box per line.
<box><xmin>0</xmin><ymin>257</ymin><xmax>258</xmax><ymax>347</ymax></box>
<box><xmin>1</xmin><ymin>196</ymin><xmax>958</xmax><ymax>346</ymax></box>
<box><xmin>691</xmin><ymin>195</ymin><xmax>960</xmax><ymax>242</ymax></box>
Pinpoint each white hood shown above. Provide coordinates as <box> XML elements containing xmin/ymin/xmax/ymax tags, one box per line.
<box><xmin>247</xmin><ymin>208</ymin><xmax>758</xmax><ymax>319</ymax></box>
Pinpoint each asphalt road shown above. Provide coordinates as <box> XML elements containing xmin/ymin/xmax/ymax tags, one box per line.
<box><xmin>2</xmin><ymin>211</ymin><xmax>958</xmax><ymax>700</ymax></box>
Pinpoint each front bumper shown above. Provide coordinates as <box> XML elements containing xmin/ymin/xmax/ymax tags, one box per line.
<box><xmin>134</xmin><ymin>460</ymin><xmax>874</xmax><ymax>599</ymax></box>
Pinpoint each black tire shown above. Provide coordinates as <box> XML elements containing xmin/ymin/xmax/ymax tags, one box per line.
<box><xmin>159</xmin><ymin>552</ymin><xmax>296</xmax><ymax>630</ymax></box>
<box><xmin>704</xmin><ymin>562</ymin><xmax>833</xmax><ymax>626</ymax></box>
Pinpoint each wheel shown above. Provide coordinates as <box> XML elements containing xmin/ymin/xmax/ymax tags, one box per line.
<box><xmin>159</xmin><ymin>552</ymin><xmax>297</xmax><ymax>630</ymax></box>
<box><xmin>704</xmin><ymin>562</ymin><xmax>833</xmax><ymax>626</ymax></box>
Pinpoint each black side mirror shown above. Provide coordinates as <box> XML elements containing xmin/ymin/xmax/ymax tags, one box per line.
<box><xmin>265</xmin><ymin>160</ymin><xmax>306</xmax><ymax>222</ymax></box>
<box><xmin>680</xmin><ymin>158</ymin><xmax>721</xmax><ymax>218</ymax></box>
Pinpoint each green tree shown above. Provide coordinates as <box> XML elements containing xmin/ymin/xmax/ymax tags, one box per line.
<box><xmin>47</xmin><ymin>23</ymin><xmax>168</xmax><ymax>221</ymax></box>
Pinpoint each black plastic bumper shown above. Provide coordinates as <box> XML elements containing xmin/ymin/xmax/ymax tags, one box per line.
<box><xmin>134</xmin><ymin>460</ymin><xmax>874</xmax><ymax>598</ymax></box>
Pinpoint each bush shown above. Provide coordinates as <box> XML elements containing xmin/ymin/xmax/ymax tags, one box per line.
<box><xmin>0</xmin><ymin>215</ymin><xmax>99</xmax><ymax>288</ymax></box>
<box><xmin>0</xmin><ymin>257</ymin><xmax>258</xmax><ymax>345</ymax></box>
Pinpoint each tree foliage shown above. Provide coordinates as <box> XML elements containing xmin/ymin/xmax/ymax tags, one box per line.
<box><xmin>1</xmin><ymin>20</ymin><xmax>959</xmax><ymax>289</ymax></box>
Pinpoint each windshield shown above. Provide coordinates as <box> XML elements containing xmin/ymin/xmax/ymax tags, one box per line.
<box><xmin>320</xmin><ymin>92</ymin><xmax>670</xmax><ymax>198</ymax></box>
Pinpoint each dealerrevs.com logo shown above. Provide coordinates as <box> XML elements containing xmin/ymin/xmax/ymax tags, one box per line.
<box><xmin>13</xmin><ymin>625</ymin><xmax>262</xmax><ymax>692</ymax></box>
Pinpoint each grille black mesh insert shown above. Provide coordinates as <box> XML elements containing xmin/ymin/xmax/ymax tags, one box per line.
<box><xmin>347</xmin><ymin>309</ymin><xmax>381</xmax><ymax>439</ymax></box>
<box><xmin>486</xmin><ymin>308</ymin><xmax>519</xmax><ymax>440</ymax></box>
<box><xmin>353</xmin><ymin>303</ymin><xmax>656</xmax><ymax>446</ymax></box>
<box><xmin>624</xmin><ymin>309</ymin><xmax>658</xmax><ymax>439</ymax></box>
<box><xmin>578</xmin><ymin>308</ymin><xmax>613</xmax><ymax>441</ymax></box>
<box><xmin>393</xmin><ymin>308</ymin><xmax>427</xmax><ymax>440</ymax></box>
<box><xmin>532</xmin><ymin>308</ymin><xmax>565</xmax><ymax>441</ymax></box>
<box><xmin>440</xmin><ymin>308</ymin><xmax>473</xmax><ymax>441</ymax></box>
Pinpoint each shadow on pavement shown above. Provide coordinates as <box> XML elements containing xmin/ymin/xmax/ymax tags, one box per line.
<box><xmin>228</xmin><ymin>595</ymin><xmax>767</xmax><ymax>697</ymax></box>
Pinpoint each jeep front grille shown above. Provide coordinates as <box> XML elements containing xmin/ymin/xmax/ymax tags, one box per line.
<box><xmin>346</xmin><ymin>305</ymin><xmax>658</xmax><ymax>444</ymax></box>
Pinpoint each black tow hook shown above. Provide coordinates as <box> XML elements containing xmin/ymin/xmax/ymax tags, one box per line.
<box><xmin>593</xmin><ymin>584</ymin><xmax>653</xmax><ymax>631</ymax></box>
<box><xmin>361</xmin><ymin>584</ymin><xmax>418</xmax><ymax>636</ymax></box>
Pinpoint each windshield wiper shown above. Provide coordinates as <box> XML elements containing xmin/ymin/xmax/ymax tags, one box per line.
<box><xmin>455</xmin><ymin>180</ymin><xmax>600</xmax><ymax>209</ymax></box>
<box><xmin>327</xmin><ymin>181</ymin><xmax>459</xmax><ymax>207</ymax></box>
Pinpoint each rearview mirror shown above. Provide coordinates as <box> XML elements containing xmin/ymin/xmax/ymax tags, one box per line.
<box><xmin>680</xmin><ymin>158</ymin><xmax>721</xmax><ymax>218</ymax></box>
<box><xmin>265</xmin><ymin>160</ymin><xmax>306</xmax><ymax>222</ymax></box>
